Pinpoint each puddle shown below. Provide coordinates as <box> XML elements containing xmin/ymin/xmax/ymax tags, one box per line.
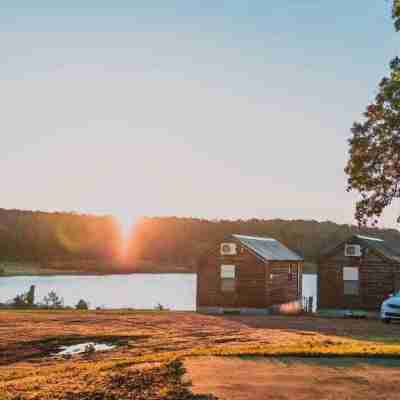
<box><xmin>57</xmin><ymin>342</ymin><xmax>115</xmax><ymax>356</ymax></box>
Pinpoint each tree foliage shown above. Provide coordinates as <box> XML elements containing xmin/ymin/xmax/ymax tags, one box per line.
<box><xmin>126</xmin><ymin>217</ymin><xmax>400</xmax><ymax>267</ymax></box>
<box><xmin>345</xmin><ymin>1</ymin><xmax>400</xmax><ymax>224</ymax></box>
<box><xmin>0</xmin><ymin>209</ymin><xmax>122</xmax><ymax>264</ymax></box>
<box><xmin>393</xmin><ymin>0</ymin><xmax>400</xmax><ymax>31</ymax></box>
<box><xmin>345</xmin><ymin>58</ymin><xmax>400</xmax><ymax>224</ymax></box>
<box><xmin>76</xmin><ymin>299</ymin><xmax>89</xmax><ymax>310</ymax></box>
<box><xmin>42</xmin><ymin>290</ymin><xmax>64</xmax><ymax>309</ymax></box>
<box><xmin>26</xmin><ymin>285</ymin><xmax>35</xmax><ymax>306</ymax></box>
<box><xmin>11</xmin><ymin>285</ymin><xmax>35</xmax><ymax>308</ymax></box>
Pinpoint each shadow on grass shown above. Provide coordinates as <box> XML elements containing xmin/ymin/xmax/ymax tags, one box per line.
<box><xmin>238</xmin><ymin>355</ymin><xmax>400</xmax><ymax>368</ymax></box>
<box><xmin>218</xmin><ymin>314</ymin><xmax>400</xmax><ymax>341</ymax></box>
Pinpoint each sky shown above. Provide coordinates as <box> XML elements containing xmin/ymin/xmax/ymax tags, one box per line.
<box><xmin>1</xmin><ymin>1</ymin><xmax>399</xmax><ymax>234</ymax></box>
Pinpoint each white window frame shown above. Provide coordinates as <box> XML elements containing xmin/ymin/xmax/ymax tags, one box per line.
<box><xmin>220</xmin><ymin>264</ymin><xmax>236</xmax><ymax>292</ymax></box>
<box><xmin>221</xmin><ymin>264</ymin><xmax>236</xmax><ymax>279</ymax></box>
<box><xmin>343</xmin><ymin>267</ymin><xmax>359</xmax><ymax>296</ymax></box>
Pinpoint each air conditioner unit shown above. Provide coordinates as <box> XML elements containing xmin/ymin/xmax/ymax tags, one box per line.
<box><xmin>220</xmin><ymin>243</ymin><xmax>237</xmax><ymax>256</ymax></box>
<box><xmin>344</xmin><ymin>244</ymin><xmax>362</xmax><ymax>257</ymax></box>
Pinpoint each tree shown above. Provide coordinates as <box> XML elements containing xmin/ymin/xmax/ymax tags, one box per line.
<box><xmin>26</xmin><ymin>285</ymin><xmax>35</xmax><ymax>306</ymax></box>
<box><xmin>345</xmin><ymin>1</ymin><xmax>400</xmax><ymax>225</ymax></box>
<box><xmin>42</xmin><ymin>291</ymin><xmax>64</xmax><ymax>309</ymax></box>
<box><xmin>75</xmin><ymin>299</ymin><xmax>89</xmax><ymax>310</ymax></box>
<box><xmin>11</xmin><ymin>285</ymin><xmax>36</xmax><ymax>308</ymax></box>
<box><xmin>393</xmin><ymin>0</ymin><xmax>400</xmax><ymax>31</ymax></box>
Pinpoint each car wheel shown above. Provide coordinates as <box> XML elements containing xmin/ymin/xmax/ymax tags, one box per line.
<box><xmin>382</xmin><ymin>318</ymin><xmax>391</xmax><ymax>324</ymax></box>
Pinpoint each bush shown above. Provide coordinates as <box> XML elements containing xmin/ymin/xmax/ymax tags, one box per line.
<box><xmin>75</xmin><ymin>299</ymin><xmax>89</xmax><ymax>310</ymax></box>
<box><xmin>42</xmin><ymin>290</ymin><xmax>64</xmax><ymax>309</ymax></box>
<box><xmin>12</xmin><ymin>293</ymin><xmax>28</xmax><ymax>308</ymax></box>
<box><xmin>155</xmin><ymin>303</ymin><xmax>165</xmax><ymax>311</ymax></box>
<box><xmin>10</xmin><ymin>285</ymin><xmax>36</xmax><ymax>308</ymax></box>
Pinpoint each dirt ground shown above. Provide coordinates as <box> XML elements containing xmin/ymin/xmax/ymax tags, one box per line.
<box><xmin>2</xmin><ymin>311</ymin><xmax>400</xmax><ymax>365</ymax></box>
<box><xmin>1</xmin><ymin>310</ymin><xmax>400</xmax><ymax>399</ymax></box>
<box><xmin>186</xmin><ymin>356</ymin><xmax>400</xmax><ymax>400</ymax></box>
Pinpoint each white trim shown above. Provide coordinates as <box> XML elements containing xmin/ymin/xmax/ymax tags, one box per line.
<box><xmin>221</xmin><ymin>264</ymin><xmax>236</xmax><ymax>279</ymax></box>
<box><xmin>233</xmin><ymin>234</ymin><xmax>276</xmax><ymax>241</ymax></box>
<box><xmin>220</xmin><ymin>243</ymin><xmax>237</xmax><ymax>255</ymax></box>
<box><xmin>356</xmin><ymin>235</ymin><xmax>384</xmax><ymax>242</ymax></box>
<box><xmin>297</xmin><ymin>264</ymin><xmax>301</xmax><ymax>297</ymax></box>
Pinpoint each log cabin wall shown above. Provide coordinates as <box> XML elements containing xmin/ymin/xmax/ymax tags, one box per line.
<box><xmin>197</xmin><ymin>240</ymin><xmax>267</xmax><ymax>309</ymax></box>
<box><xmin>267</xmin><ymin>261</ymin><xmax>302</xmax><ymax>306</ymax></box>
<box><xmin>197</xmin><ymin>237</ymin><xmax>303</xmax><ymax>310</ymax></box>
<box><xmin>318</xmin><ymin>239</ymin><xmax>400</xmax><ymax>310</ymax></box>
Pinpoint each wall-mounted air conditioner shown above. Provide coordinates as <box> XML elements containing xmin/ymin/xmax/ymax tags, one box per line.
<box><xmin>220</xmin><ymin>243</ymin><xmax>237</xmax><ymax>256</ymax></box>
<box><xmin>344</xmin><ymin>244</ymin><xmax>362</xmax><ymax>257</ymax></box>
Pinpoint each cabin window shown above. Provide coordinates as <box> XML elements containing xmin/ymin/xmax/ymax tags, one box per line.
<box><xmin>221</xmin><ymin>264</ymin><xmax>236</xmax><ymax>292</ymax></box>
<box><xmin>343</xmin><ymin>267</ymin><xmax>359</xmax><ymax>295</ymax></box>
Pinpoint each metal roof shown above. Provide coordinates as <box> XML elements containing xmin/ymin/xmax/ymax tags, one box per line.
<box><xmin>354</xmin><ymin>235</ymin><xmax>400</xmax><ymax>263</ymax></box>
<box><xmin>321</xmin><ymin>234</ymin><xmax>400</xmax><ymax>263</ymax></box>
<box><xmin>232</xmin><ymin>234</ymin><xmax>303</xmax><ymax>262</ymax></box>
<box><xmin>356</xmin><ymin>235</ymin><xmax>384</xmax><ymax>242</ymax></box>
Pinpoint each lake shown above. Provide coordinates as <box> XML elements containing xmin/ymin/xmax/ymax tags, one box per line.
<box><xmin>0</xmin><ymin>274</ymin><xmax>197</xmax><ymax>311</ymax></box>
<box><xmin>0</xmin><ymin>273</ymin><xmax>317</xmax><ymax>311</ymax></box>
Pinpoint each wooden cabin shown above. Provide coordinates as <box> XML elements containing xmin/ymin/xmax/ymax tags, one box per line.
<box><xmin>318</xmin><ymin>235</ymin><xmax>400</xmax><ymax>311</ymax></box>
<box><xmin>197</xmin><ymin>234</ymin><xmax>303</xmax><ymax>314</ymax></box>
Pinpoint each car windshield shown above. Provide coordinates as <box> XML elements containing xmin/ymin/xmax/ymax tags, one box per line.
<box><xmin>393</xmin><ymin>291</ymin><xmax>400</xmax><ymax>298</ymax></box>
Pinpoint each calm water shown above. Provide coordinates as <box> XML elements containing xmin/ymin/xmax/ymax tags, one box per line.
<box><xmin>0</xmin><ymin>274</ymin><xmax>197</xmax><ymax>310</ymax></box>
<box><xmin>0</xmin><ymin>273</ymin><xmax>317</xmax><ymax>311</ymax></box>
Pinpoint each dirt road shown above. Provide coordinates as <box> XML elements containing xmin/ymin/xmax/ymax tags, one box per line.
<box><xmin>186</xmin><ymin>356</ymin><xmax>400</xmax><ymax>400</ymax></box>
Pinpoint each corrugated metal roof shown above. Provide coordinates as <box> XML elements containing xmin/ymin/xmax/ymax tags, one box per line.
<box><xmin>356</xmin><ymin>235</ymin><xmax>384</xmax><ymax>242</ymax></box>
<box><xmin>232</xmin><ymin>234</ymin><xmax>303</xmax><ymax>262</ymax></box>
<box><xmin>355</xmin><ymin>235</ymin><xmax>400</xmax><ymax>263</ymax></box>
<box><xmin>320</xmin><ymin>234</ymin><xmax>400</xmax><ymax>263</ymax></box>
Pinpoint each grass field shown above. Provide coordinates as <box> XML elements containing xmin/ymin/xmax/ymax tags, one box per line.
<box><xmin>1</xmin><ymin>310</ymin><xmax>400</xmax><ymax>399</ymax></box>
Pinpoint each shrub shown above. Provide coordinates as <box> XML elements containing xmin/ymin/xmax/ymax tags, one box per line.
<box><xmin>75</xmin><ymin>299</ymin><xmax>89</xmax><ymax>310</ymax></box>
<box><xmin>12</xmin><ymin>293</ymin><xmax>28</xmax><ymax>308</ymax></box>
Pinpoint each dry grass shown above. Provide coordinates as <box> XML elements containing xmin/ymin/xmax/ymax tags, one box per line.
<box><xmin>1</xmin><ymin>310</ymin><xmax>400</xmax><ymax>399</ymax></box>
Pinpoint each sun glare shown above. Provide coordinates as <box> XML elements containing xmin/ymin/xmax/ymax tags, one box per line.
<box><xmin>114</xmin><ymin>214</ymin><xmax>137</xmax><ymax>263</ymax></box>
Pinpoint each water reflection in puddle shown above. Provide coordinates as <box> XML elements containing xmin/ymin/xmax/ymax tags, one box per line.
<box><xmin>57</xmin><ymin>342</ymin><xmax>115</xmax><ymax>356</ymax></box>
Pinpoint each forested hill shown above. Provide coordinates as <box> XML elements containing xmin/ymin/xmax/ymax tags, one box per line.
<box><xmin>126</xmin><ymin>217</ymin><xmax>400</xmax><ymax>270</ymax></box>
<box><xmin>1</xmin><ymin>210</ymin><xmax>400</xmax><ymax>274</ymax></box>
<box><xmin>0</xmin><ymin>209</ymin><xmax>121</xmax><ymax>263</ymax></box>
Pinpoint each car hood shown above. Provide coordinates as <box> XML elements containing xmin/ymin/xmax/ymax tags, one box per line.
<box><xmin>383</xmin><ymin>296</ymin><xmax>400</xmax><ymax>307</ymax></box>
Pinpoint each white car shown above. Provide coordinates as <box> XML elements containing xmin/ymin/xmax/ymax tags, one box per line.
<box><xmin>381</xmin><ymin>292</ymin><xmax>400</xmax><ymax>323</ymax></box>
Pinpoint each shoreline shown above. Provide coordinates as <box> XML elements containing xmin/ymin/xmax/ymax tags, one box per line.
<box><xmin>0</xmin><ymin>270</ymin><xmax>196</xmax><ymax>278</ymax></box>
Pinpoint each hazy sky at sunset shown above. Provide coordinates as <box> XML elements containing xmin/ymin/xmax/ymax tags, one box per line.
<box><xmin>1</xmin><ymin>1</ymin><xmax>399</xmax><ymax>233</ymax></box>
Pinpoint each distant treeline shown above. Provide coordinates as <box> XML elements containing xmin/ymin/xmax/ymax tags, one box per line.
<box><xmin>0</xmin><ymin>209</ymin><xmax>121</xmax><ymax>263</ymax></box>
<box><xmin>126</xmin><ymin>217</ymin><xmax>400</xmax><ymax>269</ymax></box>
<box><xmin>1</xmin><ymin>209</ymin><xmax>400</xmax><ymax>273</ymax></box>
